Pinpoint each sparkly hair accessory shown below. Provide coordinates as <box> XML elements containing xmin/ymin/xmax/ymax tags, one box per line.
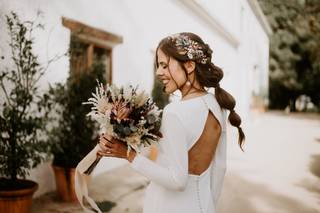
<box><xmin>169</xmin><ymin>34</ymin><xmax>209</xmax><ymax>64</ymax></box>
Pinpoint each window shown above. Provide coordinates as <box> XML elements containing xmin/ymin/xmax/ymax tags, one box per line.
<box><xmin>62</xmin><ymin>17</ymin><xmax>123</xmax><ymax>83</ymax></box>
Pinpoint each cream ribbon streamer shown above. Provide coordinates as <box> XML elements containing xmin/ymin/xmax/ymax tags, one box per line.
<box><xmin>75</xmin><ymin>143</ymin><xmax>153</xmax><ymax>212</ymax></box>
<box><xmin>75</xmin><ymin>144</ymin><xmax>103</xmax><ymax>213</ymax></box>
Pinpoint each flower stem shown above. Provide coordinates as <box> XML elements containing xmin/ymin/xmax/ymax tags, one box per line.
<box><xmin>84</xmin><ymin>156</ymin><xmax>102</xmax><ymax>175</ymax></box>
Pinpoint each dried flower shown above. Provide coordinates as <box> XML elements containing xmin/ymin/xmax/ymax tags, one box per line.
<box><xmin>170</xmin><ymin>33</ymin><xmax>209</xmax><ymax>64</ymax></box>
<box><xmin>83</xmin><ymin>81</ymin><xmax>163</xmax><ymax>156</ymax></box>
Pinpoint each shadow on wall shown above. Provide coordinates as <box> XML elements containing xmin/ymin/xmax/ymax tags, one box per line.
<box><xmin>218</xmin><ymin>173</ymin><xmax>319</xmax><ymax>213</ymax></box>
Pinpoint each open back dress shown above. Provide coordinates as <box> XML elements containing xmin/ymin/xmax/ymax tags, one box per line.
<box><xmin>129</xmin><ymin>93</ymin><xmax>227</xmax><ymax>213</ymax></box>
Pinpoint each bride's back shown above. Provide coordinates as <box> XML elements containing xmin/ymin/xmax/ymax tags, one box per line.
<box><xmin>188</xmin><ymin>110</ymin><xmax>221</xmax><ymax>176</ymax></box>
<box><xmin>166</xmin><ymin>93</ymin><xmax>225</xmax><ymax>176</ymax></box>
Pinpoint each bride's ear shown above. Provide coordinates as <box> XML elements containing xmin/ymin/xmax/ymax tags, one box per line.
<box><xmin>183</xmin><ymin>61</ymin><xmax>196</xmax><ymax>74</ymax></box>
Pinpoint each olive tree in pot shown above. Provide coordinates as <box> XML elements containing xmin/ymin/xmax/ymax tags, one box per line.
<box><xmin>0</xmin><ymin>12</ymin><xmax>51</xmax><ymax>213</ymax></box>
<box><xmin>45</xmin><ymin>61</ymin><xmax>106</xmax><ymax>202</ymax></box>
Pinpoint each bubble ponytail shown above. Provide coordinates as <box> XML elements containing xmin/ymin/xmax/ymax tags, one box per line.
<box><xmin>156</xmin><ymin>32</ymin><xmax>245</xmax><ymax>151</ymax></box>
<box><xmin>215</xmin><ymin>85</ymin><xmax>245</xmax><ymax>151</ymax></box>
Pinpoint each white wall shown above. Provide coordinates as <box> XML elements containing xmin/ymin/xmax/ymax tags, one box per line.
<box><xmin>0</xmin><ymin>0</ymin><xmax>270</xmax><ymax>197</ymax></box>
<box><xmin>237</xmin><ymin>0</ymin><xmax>270</xmax><ymax>116</ymax></box>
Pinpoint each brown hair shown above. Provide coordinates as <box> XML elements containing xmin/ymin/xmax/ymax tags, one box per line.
<box><xmin>155</xmin><ymin>32</ymin><xmax>245</xmax><ymax>151</ymax></box>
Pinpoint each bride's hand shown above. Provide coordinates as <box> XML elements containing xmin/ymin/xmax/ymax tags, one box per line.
<box><xmin>98</xmin><ymin>134</ymin><xmax>136</xmax><ymax>161</ymax></box>
<box><xmin>98</xmin><ymin>134</ymin><xmax>112</xmax><ymax>152</ymax></box>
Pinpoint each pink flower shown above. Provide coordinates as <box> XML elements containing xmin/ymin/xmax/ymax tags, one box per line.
<box><xmin>112</xmin><ymin>100</ymin><xmax>132</xmax><ymax>121</ymax></box>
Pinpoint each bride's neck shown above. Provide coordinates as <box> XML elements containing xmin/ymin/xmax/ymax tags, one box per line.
<box><xmin>179</xmin><ymin>74</ymin><xmax>206</xmax><ymax>99</ymax></box>
<box><xmin>180</xmin><ymin>86</ymin><xmax>206</xmax><ymax>99</ymax></box>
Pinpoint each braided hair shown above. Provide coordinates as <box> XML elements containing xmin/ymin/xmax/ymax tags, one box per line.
<box><xmin>155</xmin><ymin>32</ymin><xmax>245</xmax><ymax>151</ymax></box>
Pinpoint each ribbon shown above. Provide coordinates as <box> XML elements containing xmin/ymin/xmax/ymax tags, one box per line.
<box><xmin>75</xmin><ymin>144</ymin><xmax>103</xmax><ymax>213</ymax></box>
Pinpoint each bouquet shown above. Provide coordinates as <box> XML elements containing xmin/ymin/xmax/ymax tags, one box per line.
<box><xmin>82</xmin><ymin>81</ymin><xmax>163</xmax><ymax>174</ymax></box>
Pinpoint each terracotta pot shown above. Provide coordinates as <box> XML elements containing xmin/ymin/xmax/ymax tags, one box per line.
<box><xmin>52</xmin><ymin>165</ymin><xmax>77</xmax><ymax>202</ymax></box>
<box><xmin>0</xmin><ymin>180</ymin><xmax>38</xmax><ymax>213</ymax></box>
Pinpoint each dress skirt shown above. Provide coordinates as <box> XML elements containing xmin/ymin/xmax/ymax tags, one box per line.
<box><xmin>142</xmin><ymin>163</ymin><xmax>215</xmax><ymax>213</ymax></box>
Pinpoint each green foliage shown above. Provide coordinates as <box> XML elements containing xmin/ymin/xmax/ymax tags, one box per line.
<box><xmin>151</xmin><ymin>70</ymin><xmax>169</xmax><ymax>110</ymax></box>
<box><xmin>45</xmin><ymin>61</ymin><xmax>106</xmax><ymax>168</ymax></box>
<box><xmin>258</xmin><ymin>0</ymin><xmax>320</xmax><ymax>110</ymax></box>
<box><xmin>0</xmin><ymin>12</ymin><xmax>50</xmax><ymax>181</ymax></box>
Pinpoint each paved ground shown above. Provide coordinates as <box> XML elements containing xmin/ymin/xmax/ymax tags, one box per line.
<box><xmin>32</xmin><ymin>111</ymin><xmax>320</xmax><ymax>213</ymax></box>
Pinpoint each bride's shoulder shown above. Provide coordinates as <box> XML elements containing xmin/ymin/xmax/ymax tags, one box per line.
<box><xmin>162</xmin><ymin>102</ymin><xmax>179</xmax><ymax>115</ymax></box>
<box><xmin>162</xmin><ymin>101</ymin><xmax>194</xmax><ymax>120</ymax></box>
<box><xmin>162</xmin><ymin>101</ymin><xmax>185</xmax><ymax>114</ymax></box>
<box><xmin>161</xmin><ymin>102</ymin><xmax>187</xmax><ymax>131</ymax></box>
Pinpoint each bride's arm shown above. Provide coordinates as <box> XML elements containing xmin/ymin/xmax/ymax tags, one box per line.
<box><xmin>129</xmin><ymin>111</ymin><xmax>189</xmax><ymax>191</ymax></box>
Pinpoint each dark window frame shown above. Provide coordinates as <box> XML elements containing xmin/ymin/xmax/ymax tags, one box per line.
<box><xmin>62</xmin><ymin>17</ymin><xmax>123</xmax><ymax>83</ymax></box>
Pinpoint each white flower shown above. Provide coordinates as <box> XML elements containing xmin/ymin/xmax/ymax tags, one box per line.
<box><xmin>123</xmin><ymin>84</ymin><xmax>134</xmax><ymax>101</ymax></box>
<box><xmin>134</xmin><ymin>91</ymin><xmax>149</xmax><ymax>107</ymax></box>
<box><xmin>147</xmin><ymin>105</ymin><xmax>162</xmax><ymax>120</ymax></box>
<box><xmin>97</xmin><ymin>97</ymin><xmax>112</xmax><ymax>114</ymax></box>
<box><xmin>83</xmin><ymin>81</ymin><xmax>111</xmax><ymax>114</ymax></box>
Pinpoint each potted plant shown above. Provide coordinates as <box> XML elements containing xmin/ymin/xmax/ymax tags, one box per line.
<box><xmin>0</xmin><ymin>12</ymin><xmax>51</xmax><ymax>213</ymax></box>
<box><xmin>45</xmin><ymin>60</ymin><xmax>106</xmax><ymax>202</ymax></box>
<box><xmin>150</xmin><ymin>66</ymin><xmax>169</xmax><ymax>160</ymax></box>
<box><xmin>151</xmin><ymin>73</ymin><xmax>169</xmax><ymax>110</ymax></box>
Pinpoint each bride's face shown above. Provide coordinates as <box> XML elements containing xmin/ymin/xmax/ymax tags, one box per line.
<box><xmin>156</xmin><ymin>48</ymin><xmax>187</xmax><ymax>94</ymax></box>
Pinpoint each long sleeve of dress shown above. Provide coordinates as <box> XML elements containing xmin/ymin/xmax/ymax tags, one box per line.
<box><xmin>129</xmin><ymin>110</ymin><xmax>189</xmax><ymax>191</ymax></box>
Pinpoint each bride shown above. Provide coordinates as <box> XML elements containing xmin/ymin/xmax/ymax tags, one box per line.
<box><xmin>97</xmin><ymin>32</ymin><xmax>245</xmax><ymax>213</ymax></box>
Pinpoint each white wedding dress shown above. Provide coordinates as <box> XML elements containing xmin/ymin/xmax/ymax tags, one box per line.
<box><xmin>129</xmin><ymin>93</ymin><xmax>227</xmax><ymax>213</ymax></box>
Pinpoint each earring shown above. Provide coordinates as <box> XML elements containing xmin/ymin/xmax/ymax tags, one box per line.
<box><xmin>186</xmin><ymin>80</ymin><xmax>191</xmax><ymax>87</ymax></box>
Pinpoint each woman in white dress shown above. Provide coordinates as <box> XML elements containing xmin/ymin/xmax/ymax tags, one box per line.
<box><xmin>97</xmin><ymin>32</ymin><xmax>245</xmax><ymax>213</ymax></box>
